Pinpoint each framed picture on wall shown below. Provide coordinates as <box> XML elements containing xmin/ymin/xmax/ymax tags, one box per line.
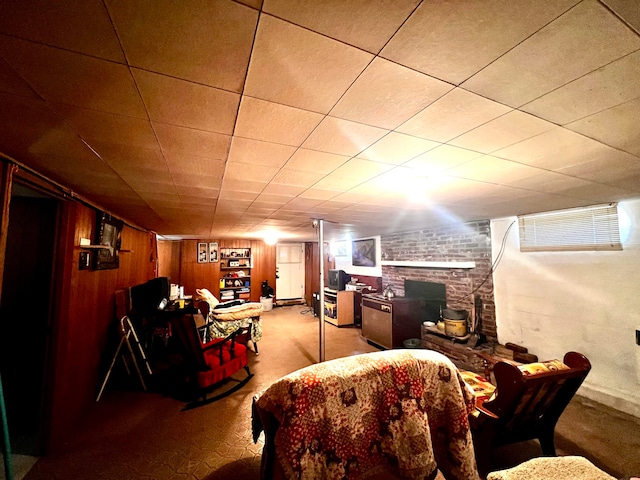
<box><xmin>198</xmin><ymin>242</ymin><xmax>208</xmax><ymax>263</ymax></box>
<box><xmin>352</xmin><ymin>238</ymin><xmax>376</xmax><ymax>267</ymax></box>
<box><xmin>209</xmin><ymin>242</ymin><xmax>218</xmax><ymax>262</ymax></box>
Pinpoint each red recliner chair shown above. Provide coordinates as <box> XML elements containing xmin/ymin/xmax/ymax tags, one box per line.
<box><xmin>170</xmin><ymin>314</ymin><xmax>253</xmax><ymax>410</ymax></box>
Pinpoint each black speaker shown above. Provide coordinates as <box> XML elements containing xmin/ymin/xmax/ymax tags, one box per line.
<box><xmin>312</xmin><ymin>292</ymin><xmax>320</xmax><ymax>317</ymax></box>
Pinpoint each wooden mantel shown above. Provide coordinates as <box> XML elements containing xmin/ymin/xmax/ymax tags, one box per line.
<box><xmin>380</xmin><ymin>260</ymin><xmax>476</xmax><ymax>269</ymax></box>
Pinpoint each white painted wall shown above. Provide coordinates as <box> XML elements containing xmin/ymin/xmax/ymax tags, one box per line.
<box><xmin>334</xmin><ymin>236</ymin><xmax>382</xmax><ymax>278</ymax></box>
<box><xmin>491</xmin><ymin>200</ymin><xmax>640</xmax><ymax>418</ymax></box>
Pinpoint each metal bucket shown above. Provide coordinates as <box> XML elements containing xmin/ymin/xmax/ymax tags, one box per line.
<box><xmin>444</xmin><ymin>319</ymin><xmax>467</xmax><ymax>337</ymax></box>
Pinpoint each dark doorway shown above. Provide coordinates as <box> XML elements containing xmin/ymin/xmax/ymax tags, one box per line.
<box><xmin>0</xmin><ymin>184</ymin><xmax>58</xmax><ymax>455</ymax></box>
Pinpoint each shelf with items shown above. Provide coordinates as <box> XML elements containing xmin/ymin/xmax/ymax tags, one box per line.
<box><xmin>218</xmin><ymin>248</ymin><xmax>252</xmax><ymax>301</ymax></box>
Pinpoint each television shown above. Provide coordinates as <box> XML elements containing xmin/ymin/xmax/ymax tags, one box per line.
<box><xmin>93</xmin><ymin>211</ymin><xmax>123</xmax><ymax>270</ymax></box>
<box><xmin>404</xmin><ymin>279</ymin><xmax>446</xmax><ymax>322</ymax></box>
<box><xmin>328</xmin><ymin>269</ymin><xmax>351</xmax><ymax>291</ymax></box>
<box><xmin>130</xmin><ymin>276</ymin><xmax>171</xmax><ymax>315</ymax></box>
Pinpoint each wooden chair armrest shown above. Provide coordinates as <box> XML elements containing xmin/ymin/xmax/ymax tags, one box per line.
<box><xmin>475</xmin><ymin>402</ymin><xmax>500</xmax><ymax>420</ymax></box>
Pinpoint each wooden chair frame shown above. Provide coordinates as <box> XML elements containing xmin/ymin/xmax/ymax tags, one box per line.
<box><xmin>470</xmin><ymin>351</ymin><xmax>591</xmax><ymax>477</ymax></box>
<box><xmin>171</xmin><ymin>314</ymin><xmax>253</xmax><ymax>410</ymax></box>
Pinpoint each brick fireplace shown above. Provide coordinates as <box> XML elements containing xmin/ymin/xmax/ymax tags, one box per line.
<box><xmin>380</xmin><ymin>220</ymin><xmax>497</xmax><ymax>369</ymax></box>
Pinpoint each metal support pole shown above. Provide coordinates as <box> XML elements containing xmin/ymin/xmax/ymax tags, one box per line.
<box><xmin>318</xmin><ymin>219</ymin><xmax>325</xmax><ymax>363</ymax></box>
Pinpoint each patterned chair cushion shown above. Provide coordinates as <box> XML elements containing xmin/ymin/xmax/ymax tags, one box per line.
<box><xmin>517</xmin><ymin>359</ymin><xmax>569</xmax><ymax>376</ymax></box>
<box><xmin>459</xmin><ymin>370</ymin><xmax>496</xmax><ymax>403</ymax></box>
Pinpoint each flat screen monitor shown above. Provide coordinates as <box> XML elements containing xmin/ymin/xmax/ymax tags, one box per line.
<box><xmin>328</xmin><ymin>269</ymin><xmax>350</xmax><ymax>291</ymax></box>
<box><xmin>130</xmin><ymin>276</ymin><xmax>171</xmax><ymax>315</ymax></box>
<box><xmin>404</xmin><ymin>279</ymin><xmax>446</xmax><ymax>322</ymax></box>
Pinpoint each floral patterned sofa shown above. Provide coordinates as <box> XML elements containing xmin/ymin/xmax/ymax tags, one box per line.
<box><xmin>252</xmin><ymin>349</ymin><xmax>480</xmax><ymax>480</ymax></box>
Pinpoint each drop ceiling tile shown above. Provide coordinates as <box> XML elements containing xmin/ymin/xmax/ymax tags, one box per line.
<box><xmin>396</xmin><ymin>88</ymin><xmax>512</xmax><ymax>143</ymax></box>
<box><xmin>107</xmin><ymin>0</ymin><xmax>257</xmax><ymax>92</ymax></box>
<box><xmin>312</xmin><ymin>173</ymin><xmax>365</xmax><ymax>191</ymax></box>
<box><xmin>218</xmin><ymin>189</ymin><xmax>259</xmax><ymax>201</ymax></box>
<box><xmin>0</xmin><ymin>35</ymin><xmax>146</xmax><ymax>117</ymax></box>
<box><xmin>602</xmin><ymin>0</ymin><xmax>640</xmax><ymax>33</ymax></box>
<box><xmin>0</xmin><ymin>107</ymin><xmax>100</xmax><ymax>169</ymax></box>
<box><xmin>523</xmin><ymin>50</ymin><xmax>640</xmax><ymax>125</ymax></box>
<box><xmin>261</xmin><ymin>183</ymin><xmax>306</xmax><ymax>196</ymax></box>
<box><xmin>228</xmin><ymin>137</ymin><xmax>296</xmax><ymax>167</ymax></box>
<box><xmin>330</xmin><ymin>57</ymin><xmax>453</xmax><ymax>129</ymax></box>
<box><xmin>234</xmin><ymin>96</ymin><xmax>324</xmax><ymax>146</ymax></box>
<box><xmin>449</xmin><ymin>110</ymin><xmax>555</xmax><ymax>153</ymax></box>
<box><xmin>331</xmin><ymin>158</ymin><xmax>394</xmax><ymax>181</ymax></box>
<box><xmin>164</xmin><ymin>153</ymin><xmax>225</xmax><ymax>177</ymax></box>
<box><xmin>506</xmin><ymin>170</ymin><xmax>593</xmax><ymax>193</ymax></box>
<box><xmin>224</xmin><ymin>162</ymin><xmax>279</xmax><ymax>183</ymax></box>
<box><xmin>446</xmin><ymin>155</ymin><xmax>543</xmax><ymax>184</ymax></box>
<box><xmin>381</xmin><ymin>0</ymin><xmax>579</xmax><ymax>85</ymax></box>
<box><xmin>560</xmin><ymin>181</ymin><xmax>632</xmax><ymax>201</ymax></box>
<box><xmin>54</xmin><ymin>105</ymin><xmax>158</xmax><ymax>150</ymax></box>
<box><xmin>153</xmin><ymin>123</ymin><xmax>231</xmax><ymax>159</ymax></box>
<box><xmin>91</xmin><ymin>142</ymin><xmax>164</xmax><ymax>170</ymax></box>
<box><xmin>282</xmin><ymin>197</ymin><xmax>324</xmax><ymax>210</ymax></box>
<box><xmin>566</xmin><ymin>97</ymin><xmax>640</xmax><ymax>157</ymax></box>
<box><xmin>270</xmin><ymin>168</ymin><xmax>325</xmax><ymax>187</ymax></box>
<box><xmin>134</xmin><ymin>69</ymin><xmax>239</xmax><ymax>134</ymax></box>
<box><xmin>0</xmin><ymin>1</ymin><xmax>124</xmax><ymax>61</ymax></box>
<box><xmin>237</xmin><ymin>0</ymin><xmax>262</xmax><ymax>8</ymax></box>
<box><xmin>404</xmin><ymin>145</ymin><xmax>484</xmax><ymax>174</ymax></box>
<box><xmin>462</xmin><ymin>0</ymin><xmax>640</xmax><ymax>107</ymax></box>
<box><xmin>263</xmin><ymin>0</ymin><xmax>418</xmax><ymax>53</ymax></box>
<box><xmin>255</xmin><ymin>193</ymin><xmax>292</xmax><ymax>204</ymax></box>
<box><xmin>175</xmin><ymin>181</ymin><xmax>220</xmax><ymax>197</ymax></box>
<box><xmin>284</xmin><ymin>149</ymin><xmax>349</xmax><ymax>174</ymax></box>
<box><xmin>244</xmin><ymin>14</ymin><xmax>373</xmax><ymax>113</ymax></box>
<box><xmin>220</xmin><ymin>178</ymin><xmax>266</xmax><ymax>194</ymax></box>
<box><xmin>356</xmin><ymin>132</ymin><xmax>440</xmax><ymax>165</ymax></box>
<box><xmin>493</xmin><ymin>126</ymin><xmax>627</xmax><ymax>170</ymax></box>
<box><xmin>302</xmin><ymin>116</ymin><xmax>388</xmax><ymax>156</ymax></box>
<box><xmin>555</xmin><ymin>151</ymin><xmax>640</xmax><ymax>189</ymax></box>
<box><xmin>126</xmin><ymin>174</ymin><xmax>177</xmax><ymax>192</ymax></box>
<box><xmin>0</xmin><ymin>58</ymin><xmax>39</xmax><ymax>97</ymax></box>
<box><xmin>298</xmin><ymin>188</ymin><xmax>340</xmax><ymax>200</ymax></box>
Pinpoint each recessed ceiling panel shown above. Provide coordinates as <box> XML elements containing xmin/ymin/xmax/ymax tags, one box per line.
<box><xmin>330</xmin><ymin>57</ymin><xmax>453</xmax><ymax>129</ymax></box>
<box><xmin>228</xmin><ymin>137</ymin><xmax>296</xmax><ymax>167</ymax></box>
<box><xmin>302</xmin><ymin>116</ymin><xmax>388</xmax><ymax>156</ymax></box>
<box><xmin>462</xmin><ymin>1</ymin><xmax>640</xmax><ymax>107</ymax></box>
<box><xmin>566</xmin><ymin>98</ymin><xmax>640</xmax><ymax>157</ymax></box>
<box><xmin>154</xmin><ymin>123</ymin><xmax>231</xmax><ymax>159</ymax></box>
<box><xmin>134</xmin><ymin>69</ymin><xmax>240</xmax><ymax>134</ymax></box>
<box><xmin>107</xmin><ymin>0</ymin><xmax>257</xmax><ymax>92</ymax></box>
<box><xmin>449</xmin><ymin>110</ymin><xmax>555</xmax><ymax>153</ymax></box>
<box><xmin>263</xmin><ymin>0</ymin><xmax>419</xmax><ymax>54</ymax></box>
<box><xmin>234</xmin><ymin>96</ymin><xmax>323</xmax><ymax>146</ymax></box>
<box><xmin>0</xmin><ymin>36</ymin><xmax>146</xmax><ymax>117</ymax></box>
<box><xmin>0</xmin><ymin>1</ymin><xmax>125</xmax><ymax>61</ymax></box>
<box><xmin>522</xmin><ymin>50</ymin><xmax>640</xmax><ymax>125</ymax></box>
<box><xmin>396</xmin><ymin>88</ymin><xmax>512</xmax><ymax>143</ymax></box>
<box><xmin>356</xmin><ymin>132</ymin><xmax>440</xmax><ymax>165</ymax></box>
<box><xmin>381</xmin><ymin>0</ymin><xmax>579</xmax><ymax>85</ymax></box>
<box><xmin>244</xmin><ymin>14</ymin><xmax>373</xmax><ymax>113</ymax></box>
<box><xmin>284</xmin><ymin>149</ymin><xmax>349</xmax><ymax>174</ymax></box>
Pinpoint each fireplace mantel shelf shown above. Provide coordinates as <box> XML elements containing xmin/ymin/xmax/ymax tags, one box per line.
<box><xmin>380</xmin><ymin>260</ymin><xmax>476</xmax><ymax>269</ymax></box>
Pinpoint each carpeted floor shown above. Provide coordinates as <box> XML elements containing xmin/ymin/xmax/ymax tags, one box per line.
<box><xmin>7</xmin><ymin>305</ymin><xmax>640</xmax><ymax>479</ymax></box>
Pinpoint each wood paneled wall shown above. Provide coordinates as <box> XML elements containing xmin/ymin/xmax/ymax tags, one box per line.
<box><xmin>159</xmin><ymin>239</ymin><xmax>276</xmax><ymax>302</ymax></box>
<box><xmin>46</xmin><ymin>202</ymin><xmax>156</xmax><ymax>452</ymax></box>
<box><xmin>157</xmin><ymin>240</ymin><xmax>181</xmax><ymax>281</ymax></box>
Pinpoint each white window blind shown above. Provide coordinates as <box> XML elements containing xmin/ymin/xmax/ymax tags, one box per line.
<box><xmin>518</xmin><ymin>203</ymin><xmax>622</xmax><ymax>252</ymax></box>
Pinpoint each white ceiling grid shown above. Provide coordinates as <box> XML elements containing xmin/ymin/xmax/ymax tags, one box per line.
<box><xmin>0</xmin><ymin>0</ymin><xmax>638</xmax><ymax>241</ymax></box>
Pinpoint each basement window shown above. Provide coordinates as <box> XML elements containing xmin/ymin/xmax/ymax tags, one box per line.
<box><xmin>518</xmin><ymin>203</ymin><xmax>622</xmax><ymax>252</ymax></box>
